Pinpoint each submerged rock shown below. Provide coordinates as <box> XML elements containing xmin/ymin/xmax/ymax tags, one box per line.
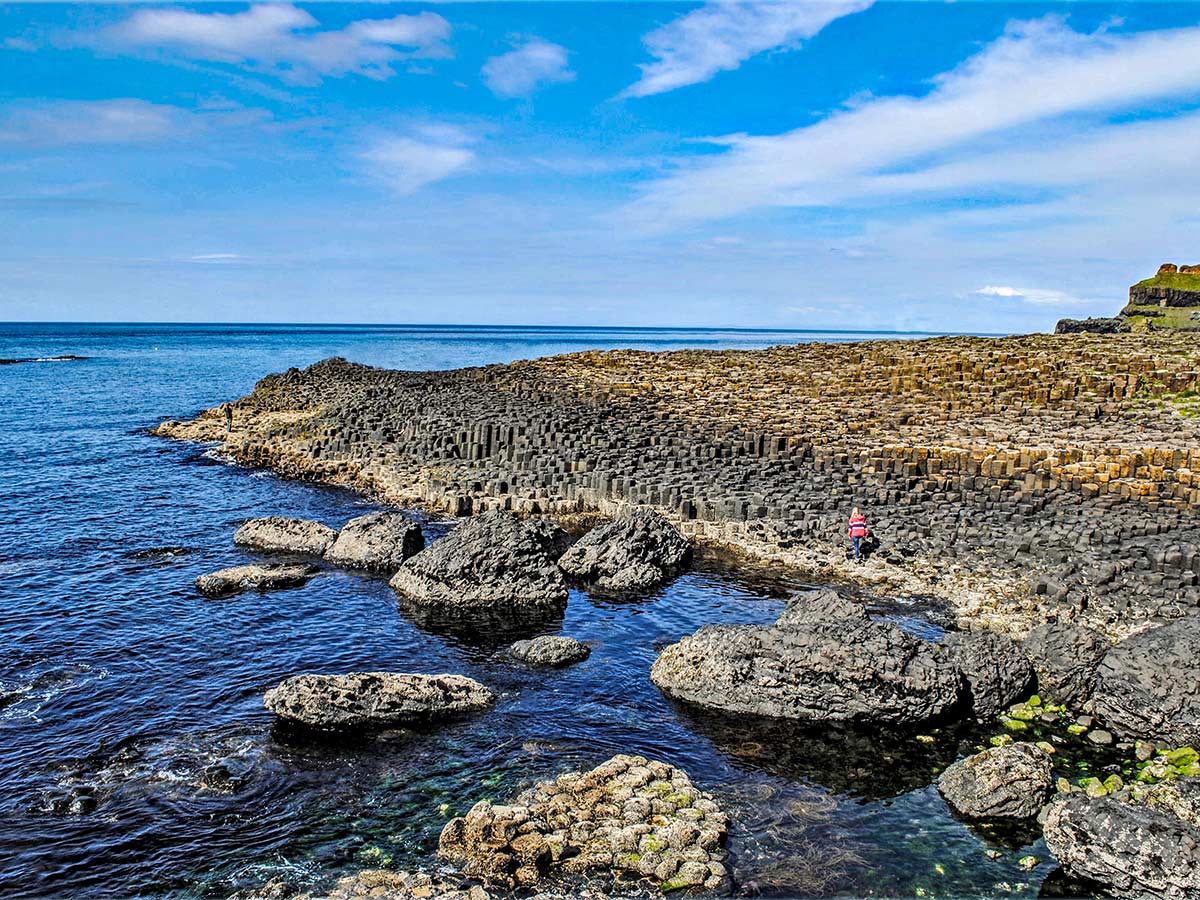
<box><xmin>937</xmin><ymin>742</ymin><xmax>1053</xmax><ymax>819</ymax></box>
<box><xmin>195</xmin><ymin>563</ymin><xmax>318</xmax><ymax>598</ymax></box>
<box><xmin>263</xmin><ymin>672</ymin><xmax>494</xmax><ymax>730</ymax></box>
<box><xmin>509</xmin><ymin>635</ymin><xmax>590</xmax><ymax>667</ymax></box>
<box><xmin>233</xmin><ymin>517</ymin><xmax>337</xmax><ymax>556</ymax></box>
<box><xmin>1043</xmin><ymin>779</ymin><xmax>1200</xmax><ymax>899</ymax></box>
<box><xmin>941</xmin><ymin>630</ymin><xmax>1036</xmax><ymax>721</ymax></box>
<box><xmin>289</xmin><ymin>869</ymin><xmax>493</xmax><ymax>900</ymax></box>
<box><xmin>325</xmin><ymin>511</ymin><xmax>424</xmax><ymax>572</ymax></box>
<box><xmin>650</xmin><ymin>605</ymin><xmax>962</xmax><ymax>726</ymax></box>
<box><xmin>557</xmin><ymin>507</ymin><xmax>691</xmax><ymax>592</ymax></box>
<box><xmin>389</xmin><ymin>510</ymin><xmax>570</xmax><ymax>613</ymax></box>
<box><xmin>1091</xmin><ymin>617</ymin><xmax>1200</xmax><ymax>746</ymax></box>
<box><xmin>1023</xmin><ymin>622</ymin><xmax>1109</xmax><ymax>707</ymax></box>
<box><xmin>438</xmin><ymin>753</ymin><xmax>727</xmax><ymax>891</ymax></box>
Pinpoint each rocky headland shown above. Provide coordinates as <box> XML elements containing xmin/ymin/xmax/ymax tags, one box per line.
<box><xmin>1057</xmin><ymin>263</ymin><xmax>1200</xmax><ymax>334</ymax></box>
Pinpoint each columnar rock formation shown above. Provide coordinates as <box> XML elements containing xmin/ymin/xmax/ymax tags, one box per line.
<box><xmin>156</xmin><ymin>333</ymin><xmax>1200</xmax><ymax>636</ymax></box>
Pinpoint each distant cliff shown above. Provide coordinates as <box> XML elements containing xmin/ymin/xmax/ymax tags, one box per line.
<box><xmin>1056</xmin><ymin>263</ymin><xmax>1200</xmax><ymax>333</ymax></box>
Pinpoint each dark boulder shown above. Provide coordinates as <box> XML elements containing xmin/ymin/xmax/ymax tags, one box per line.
<box><xmin>942</xmin><ymin>630</ymin><xmax>1036</xmax><ymax>721</ymax></box>
<box><xmin>937</xmin><ymin>742</ymin><xmax>1053</xmax><ymax>819</ymax></box>
<box><xmin>773</xmin><ymin>588</ymin><xmax>869</xmax><ymax>627</ymax></box>
<box><xmin>1091</xmin><ymin>617</ymin><xmax>1200</xmax><ymax>746</ymax></box>
<box><xmin>557</xmin><ymin>507</ymin><xmax>691</xmax><ymax>592</ymax></box>
<box><xmin>263</xmin><ymin>672</ymin><xmax>494</xmax><ymax>730</ymax></box>
<box><xmin>389</xmin><ymin>511</ymin><xmax>570</xmax><ymax>613</ymax></box>
<box><xmin>509</xmin><ymin>635</ymin><xmax>590</xmax><ymax>667</ymax></box>
<box><xmin>195</xmin><ymin>563</ymin><xmax>318</xmax><ymax>598</ymax></box>
<box><xmin>325</xmin><ymin>511</ymin><xmax>424</xmax><ymax>572</ymax></box>
<box><xmin>233</xmin><ymin>517</ymin><xmax>337</xmax><ymax>556</ymax></box>
<box><xmin>1023</xmin><ymin>622</ymin><xmax>1109</xmax><ymax>707</ymax></box>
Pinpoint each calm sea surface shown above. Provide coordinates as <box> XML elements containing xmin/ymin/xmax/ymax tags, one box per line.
<box><xmin>1</xmin><ymin>324</ymin><xmax>1062</xmax><ymax>900</ymax></box>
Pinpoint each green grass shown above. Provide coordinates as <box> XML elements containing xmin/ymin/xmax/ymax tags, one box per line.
<box><xmin>1133</xmin><ymin>272</ymin><xmax>1200</xmax><ymax>291</ymax></box>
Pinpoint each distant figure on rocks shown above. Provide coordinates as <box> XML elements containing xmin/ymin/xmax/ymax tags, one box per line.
<box><xmin>224</xmin><ymin>404</ymin><xmax>233</xmax><ymax>434</ymax></box>
<box><xmin>848</xmin><ymin>508</ymin><xmax>869</xmax><ymax>562</ymax></box>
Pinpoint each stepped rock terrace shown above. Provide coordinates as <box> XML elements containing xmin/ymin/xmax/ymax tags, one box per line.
<box><xmin>157</xmin><ymin>333</ymin><xmax>1200</xmax><ymax>638</ymax></box>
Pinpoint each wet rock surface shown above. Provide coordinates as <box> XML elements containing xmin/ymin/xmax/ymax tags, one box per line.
<box><xmin>1023</xmin><ymin>623</ymin><xmax>1109</xmax><ymax>707</ymax></box>
<box><xmin>941</xmin><ymin>630</ymin><xmax>1035</xmax><ymax>721</ymax></box>
<box><xmin>389</xmin><ymin>510</ymin><xmax>570</xmax><ymax>613</ymax></box>
<box><xmin>234</xmin><ymin>516</ymin><xmax>338</xmax><ymax>556</ymax></box>
<box><xmin>438</xmin><ymin>754</ymin><xmax>728</xmax><ymax>892</ymax></box>
<box><xmin>1092</xmin><ymin>617</ymin><xmax>1200</xmax><ymax>746</ymax></box>
<box><xmin>649</xmin><ymin>603</ymin><xmax>961</xmax><ymax>726</ymax></box>
<box><xmin>936</xmin><ymin>742</ymin><xmax>1053</xmax><ymax>819</ymax></box>
<box><xmin>772</xmin><ymin>587</ymin><xmax>869</xmax><ymax>627</ymax></box>
<box><xmin>1043</xmin><ymin>779</ymin><xmax>1200</xmax><ymax>899</ymax></box>
<box><xmin>509</xmin><ymin>635</ymin><xmax>591</xmax><ymax>668</ymax></box>
<box><xmin>557</xmin><ymin>507</ymin><xmax>691</xmax><ymax>593</ymax></box>
<box><xmin>325</xmin><ymin>511</ymin><xmax>424</xmax><ymax>572</ymax></box>
<box><xmin>195</xmin><ymin>563</ymin><xmax>318</xmax><ymax>598</ymax></box>
<box><xmin>289</xmin><ymin>870</ymin><xmax>494</xmax><ymax>900</ymax></box>
<box><xmin>263</xmin><ymin>672</ymin><xmax>494</xmax><ymax>730</ymax></box>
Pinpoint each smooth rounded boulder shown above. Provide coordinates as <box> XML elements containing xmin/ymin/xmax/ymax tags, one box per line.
<box><xmin>509</xmin><ymin>635</ymin><xmax>590</xmax><ymax>667</ymax></box>
<box><xmin>195</xmin><ymin>563</ymin><xmax>318</xmax><ymax>598</ymax></box>
<box><xmin>937</xmin><ymin>742</ymin><xmax>1053</xmax><ymax>819</ymax></box>
<box><xmin>1091</xmin><ymin>617</ymin><xmax>1200</xmax><ymax>746</ymax></box>
<box><xmin>941</xmin><ymin>630</ymin><xmax>1035</xmax><ymax>721</ymax></box>
<box><xmin>233</xmin><ymin>516</ymin><xmax>337</xmax><ymax>556</ymax></box>
<box><xmin>650</xmin><ymin>605</ymin><xmax>962</xmax><ymax>726</ymax></box>
<box><xmin>325</xmin><ymin>511</ymin><xmax>424</xmax><ymax>572</ymax></box>
<box><xmin>1023</xmin><ymin>622</ymin><xmax>1108</xmax><ymax>707</ymax></box>
<box><xmin>263</xmin><ymin>672</ymin><xmax>494</xmax><ymax>730</ymax></box>
<box><xmin>557</xmin><ymin>507</ymin><xmax>691</xmax><ymax>592</ymax></box>
<box><xmin>389</xmin><ymin>510</ymin><xmax>570</xmax><ymax>613</ymax></box>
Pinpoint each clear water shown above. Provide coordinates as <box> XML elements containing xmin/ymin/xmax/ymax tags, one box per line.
<box><xmin>1</xmin><ymin>324</ymin><xmax>1063</xmax><ymax>899</ymax></box>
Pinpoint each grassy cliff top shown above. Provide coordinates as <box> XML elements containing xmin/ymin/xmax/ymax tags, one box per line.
<box><xmin>1133</xmin><ymin>272</ymin><xmax>1200</xmax><ymax>291</ymax></box>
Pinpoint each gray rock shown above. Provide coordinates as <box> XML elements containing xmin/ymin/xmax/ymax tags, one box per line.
<box><xmin>263</xmin><ymin>672</ymin><xmax>494</xmax><ymax>730</ymax></box>
<box><xmin>1023</xmin><ymin>622</ymin><xmax>1109</xmax><ymax>707</ymax></box>
<box><xmin>650</xmin><ymin>608</ymin><xmax>962</xmax><ymax>726</ymax></box>
<box><xmin>195</xmin><ymin>563</ymin><xmax>318</xmax><ymax>598</ymax></box>
<box><xmin>937</xmin><ymin>742</ymin><xmax>1053</xmax><ymax>819</ymax></box>
<box><xmin>1091</xmin><ymin>617</ymin><xmax>1200</xmax><ymax>746</ymax></box>
<box><xmin>557</xmin><ymin>507</ymin><xmax>691</xmax><ymax>592</ymax></box>
<box><xmin>941</xmin><ymin>630</ymin><xmax>1036</xmax><ymax>721</ymax></box>
<box><xmin>233</xmin><ymin>517</ymin><xmax>337</xmax><ymax>556</ymax></box>
<box><xmin>773</xmin><ymin>588</ymin><xmax>869</xmax><ymax>628</ymax></box>
<box><xmin>1043</xmin><ymin>781</ymin><xmax>1200</xmax><ymax>899</ymax></box>
<box><xmin>325</xmin><ymin>511</ymin><xmax>424</xmax><ymax>572</ymax></box>
<box><xmin>389</xmin><ymin>510</ymin><xmax>569</xmax><ymax>613</ymax></box>
<box><xmin>509</xmin><ymin>635</ymin><xmax>590</xmax><ymax>667</ymax></box>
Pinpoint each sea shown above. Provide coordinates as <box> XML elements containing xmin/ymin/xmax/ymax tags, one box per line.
<box><xmin>1</xmin><ymin>323</ymin><xmax>1067</xmax><ymax>899</ymax></box>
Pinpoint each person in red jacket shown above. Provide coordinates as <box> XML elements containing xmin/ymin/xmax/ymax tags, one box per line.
<box><xmin>848</xmin><ymin>508</ymin><xmax>869</xmax><ymax>562</ymax></box>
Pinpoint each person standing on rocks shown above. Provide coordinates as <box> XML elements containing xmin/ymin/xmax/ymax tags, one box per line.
<box><xmin>848</xmin><ymin>508</ymin><xmax>869</xmax><ymax>562</ymax></box>
<box><xmin>223</xmin><ymin>403</ymin><xmax>233</xmax><ymax>434</ymax></box>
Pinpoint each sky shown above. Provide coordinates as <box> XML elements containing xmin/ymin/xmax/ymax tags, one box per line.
<box><xmin>1</xmin><ymin>1</ymin><xmax>1199</xmax><ymax>331</ymax></box>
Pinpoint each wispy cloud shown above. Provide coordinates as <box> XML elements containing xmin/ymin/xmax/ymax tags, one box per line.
<box><xmin>620</xmin><ymin>18</ymin><xmax>1200</xmax><ymax>229</ymax></box>
<box><xmin>622</xmin><ymin>0</ymin><xmax>872</xmax><ymax>98</ymax></box>
<box><xmin>975</xmin><ymin>285</ymin><xmax>1094</xmax><ymax>306</ymax></box>
<box><xmin>0</xmin><ymin>99</ymin><xmax>185</xmax><ymax>146</ymax></box>
<box><xmin>482</xmin><ymin>37</ymin><xmax>574</xmax><ymax>98</ymax></box>
<box><xmin>359</xmin><ymin>124</ymin><xmax>477</xmax><ymax>195</ymax></box>
<box><xmin>95</xmin><ymin>4</ymin><xmax>451</xmax><ymax>84</ymax></box>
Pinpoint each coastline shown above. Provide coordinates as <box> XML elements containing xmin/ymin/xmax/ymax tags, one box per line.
<box><xmin>155</xmin><ymin>332</ymin><xmax>1200</xmax><ymax>640</ymax></box>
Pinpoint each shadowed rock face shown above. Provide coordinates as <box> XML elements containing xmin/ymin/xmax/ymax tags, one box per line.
<box><xmin>234</xmin><ymin>517</ymin><xmax>337</xmax><ymax>556</ymax></box>
<box><xmin>1092</xmin><ymin>617</ymin><xmax>1200</xmax><ymax>746</ymax></box>
<box><xmin>389</xmin><ymin>510</ymin><xmax>570</xmax><ymax>613</ymax></box>
<box><xmin>937</xmin><ymin>743</ymin><xmax>1053</xmax><ymax>820</ymax></box>
<box><xmin>325</xmin><ymin>511</ymin><xmax>424</xmax><ymax>572</ymax></box>
<box><xmin>509</xmin><ymin>635</ymin><xmax>590</xmax><ymax>667</ymax></box>
<box><xmin>194</xmin><ymin>563</ymin><xmax>318</xmax><ymax>598</ymax></box>
<box><xmin>650</xmin><ymin>602</ymin><xmax>962</xmax><ymax>726</ymax></box>
<box><xmin>1023</xmin><ymin>623</ymin><xmax>1109</xmax><ymax>707</ymax></box>
<box><xmin>942</xmin><ymin>630</ymin><xmax>1035</xmax><ymax>721</ymax></box>
<box><xmin>558</xmin><ymin>507</ymin><xmax>691</xmax><ymax>593</ymax></box>
<box><xmin>263</xmin><ymin>672</ymin><xmax>494</xmax><ymax>730</ymax></box>
<box><xmin>1043</xmin><ymin>780</ymin><xmax>1200</xmax><ymax>899</ymax></box>
<box><xmin>438</xmin><ymin>754</ymin><xmax>728</xmax><ymax>892</ymax></box>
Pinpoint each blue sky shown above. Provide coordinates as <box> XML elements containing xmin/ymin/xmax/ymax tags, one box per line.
<box><xmin>2</xmin><ymin>1</ymin><xmax>1199</xmax><ymax>331</ymax></box>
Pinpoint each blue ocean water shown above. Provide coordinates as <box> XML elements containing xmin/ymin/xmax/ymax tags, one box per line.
<box><xmin>0</xmin><ymin>324</ymin><xmax>1055</xmax><ymax>900</ymax></box>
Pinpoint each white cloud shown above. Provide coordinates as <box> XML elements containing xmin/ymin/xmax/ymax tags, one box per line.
<box><xmin>622</xmin><ymin>0</ymin><xmax>872</xmax><ymax>98</ymax></box>
<box><xmin>621</xmin><ymin>18</ymin><xmax>1200</xmax><ymax>229</ymax></box>
<box><xmin>98</xmin><ymin>4</ymin><xmax>451</xmax><ymax>84</ymax></box>
<box><xmin>975</xmin><ymin>285</ymin><xmax>1093</xmax><ymax>306</ymax></box>
<box><xmin>360</xmin><ymin>125</ymin><xmax>477</xmax><ymax>195</ymax></box>
<box><xmin>0</xmin><ymin>99</ymin><xmax>184</xmax><ymax>146</ymax></box>
<box><xmin>482</xmin><ymin>38</ymin><xmax>574</xmax><ymax>98</ymax></box>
